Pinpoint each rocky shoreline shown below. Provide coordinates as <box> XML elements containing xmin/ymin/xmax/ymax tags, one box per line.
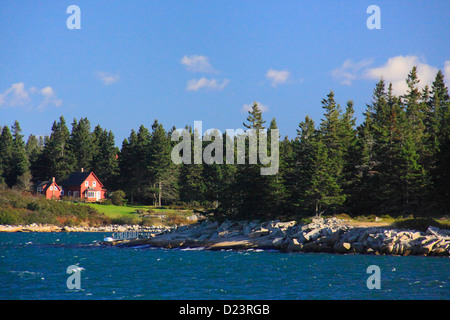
<box><xmin>111</xmin><ymin>218</ymin><xmax>450</xmax><ymax>256</ymax></box>
<box><xmin>0</xmin><ymin>223</ymin><xmax>172</xmax><ymax>234</ymax></box>
<box><xmin>3</xmin><ymin>218</ymin><xmax>450</xmax><ymax>256</ymax></box>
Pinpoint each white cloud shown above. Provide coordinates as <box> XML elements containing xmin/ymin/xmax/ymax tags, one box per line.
<box><xmin>331</xmin><ymin>58</ymin><xmax>374</xmax><ymax>85</ymax></box>
<box><xmin>38</xmin><ymin>86</ymin><xmax>62</xmax><ymax>110</ymax></box>
<box><xmin>364</xmin><ymin>55</ymin><xmax>438</xmax><ymax>95</ymax></box>
<box><xmin>96</xmin><ymin>71</ymin><xmax>120</xmax><ymax>85</ymax></box>
<box><xmin>0</xmin><ymin>82</ymin><xmax>61</xmax><ymax>110</ymax></box>
<box><xmin>266</xmin><ymin>69</ymin><xmax>290</xmax><ymax>87</ymax></box>
<box><xmin>0</xmin><ymin>82</ymin><xmax>31</xmax><ymax>107</ymax></box>
<box><xmin>241</xmin><ymin>101</ymin><xmax>269</xmax><ymax>113</ymax></box>
<box><xmin>181</xmin><ymin>55</ymin><xmax>217</xmax><ymax>73</ymax></box>
<box><xmin>186</xmin><ymin>78</ymin><xmax>229</xmax><ymax>91</ymax></box>
<box><xmin>333</xmin><ymin>55</ymin><xmax>448</xmax><ymax>95</ymax></box>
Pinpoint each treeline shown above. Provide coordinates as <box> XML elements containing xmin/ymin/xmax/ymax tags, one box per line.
<box><xmin>0</xmin><ymin>67</ymin><xmax>448</xmax><ymax>219</ymax></box>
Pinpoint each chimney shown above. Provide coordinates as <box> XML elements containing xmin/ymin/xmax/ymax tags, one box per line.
<box><xmin>81</xmin><ymin>168</ymin><xmax>84</xmax><ymax>173</ymax></box>
<box><xmin>52</xmin><ymin>177</ymin><xmax>55</xmax><ymax>182</ymax></box>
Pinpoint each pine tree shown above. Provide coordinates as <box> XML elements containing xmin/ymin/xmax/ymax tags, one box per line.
<box><xmin>264</xmin><ymin>118</ymin><xmax>284</xmax><ymax>217</ymax></box>
<box><xmin>26</xmin><ymin>134</ymin><xmax>43</xmax><ymax>167</ymax></box>
<box><xmin>38</xmin><ymin>116</ymin><xmax>74</xmax><ymax>182</ymax></box>
<box><xmin>91</xmin><ymin>125</ymin><xmax>119</xmax><ymax>190</ymax></box>
<box><xmin>319</xmin><ymin>91</ymin><xmax>344</xmax><ymax>176</ymax></box>
<box><xmin>0</xmin><ymin>126</ymin><xmax>14</xmax><ymax>186</ymax></box>
<box><xmin>307</xmin><ymin>138</ymin><xmax>345</xmax><ymax>215</ymax></box>
<box><xmin>134</xmin><ymin>124</ymin><xmax>152</xmax><ymax>203</ymax></box>
<box><xmin>69</xmin><ymin>118</ymin><xmax>94</xmax><ymax>171</ymax></box>
<box><xmin>231</xmin><ymin>102</ymin><xmax>269</xmax><ymax>219</ymax></box>
<box><xmin>292</xmin><ymin>116</ymin><xmax>317</xmax><ymax>216</ymax></box>
<box><xmin>201</xmin><ymin>129</ymin><xmax>224</xmax><ymax>207</ymax></box>
<box><xmin>278</xmin><ymin>135</ymin><xmax>296</xmax><ymax>216</ymax></box>
<box><xmin>428</xmin><ymin>70</ymin><xmax>450</xmax><ymax>212</ymax></box>
<box><xmin>148</xmin><ymin>120</ymin><xmax>178</xmax><ymax>206</ymax></box>
<box><xmin>316</xmin><ymin>91</ymin><xmax>347</xmax><ymax>214</ymax></box>
<box><xmin>119</xmin><ymin>129</ymin><xmax>139</xmax><ymax>204</ymax></box>
<box><xmin>403</xmin><ymin>66</ymin><xmax>426</xmax><ymax>148</ymax></box>
<box><xmin>398</xmin><ymin>67</ymin><xmax>427</xmax><ymax>212</ymax></box>
<box><xmin>339</xmin><ymin>101</ymin><xmax>358</xmax><ymax>211</ymax></box>
<box><xmin>10</xmin><ymin>121</ymin><xmax>30</xmax><ymax>187</ymax></box>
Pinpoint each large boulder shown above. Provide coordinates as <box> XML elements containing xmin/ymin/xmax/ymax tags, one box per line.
<box><xmin>352</xmin><ymin>242</ymin><xmax>365</xmax><ymax>253</ymax></box>
<box><xmin>248</xmin><ymin>227</ymin><xmax>270</xmax><ymax>239</ymax></box>
<box><xmin>304</xmin><ymin>228</ymin><xmax>321</xmax><ymax>242</ymax></box>
<box><xmin>334</xmin><ymin>241</ymin><xmax>351</xmax><ymax>253</ymax></box>
<box><xmin>287</xmin><ymin>238</ymin><xmax>303</xmax><ymax>252</ymax></box>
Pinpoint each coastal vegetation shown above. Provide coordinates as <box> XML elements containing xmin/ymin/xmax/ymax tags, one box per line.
<box><xmin>0</xmin><ymin>67</ymin><xmax>449</xmax><ymax>223</ymax></box>
<box><xmin>0</xmin><ymin>189</ymin><xmax>108</xmax><ymax>227</ymax></box>
<box><xmin>0</xmin><ymin>189</ymin><xmax>198</xmax><ymax>227</ymax></box>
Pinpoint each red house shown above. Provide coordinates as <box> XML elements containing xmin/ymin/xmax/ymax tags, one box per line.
<box><xmin>61</xmin><ymin>168</ymin><xmax>106</xmax><ymax>202</ymax></box>
<box><xmin>35</xmin><ymin>178</ymin><xmax>62</xmax><ymax>199</ymax></box>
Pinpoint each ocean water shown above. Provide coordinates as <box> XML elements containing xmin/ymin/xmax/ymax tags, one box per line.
<box><xmin>0</xmin><ymin>232</ymin><xmax>448</xmax><ymax>300</ymax></box>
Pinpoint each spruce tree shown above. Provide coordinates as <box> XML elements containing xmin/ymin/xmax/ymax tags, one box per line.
<box><xmin>91</xmin><ymin>125</ymin><xmax>119</xmax><ymax>190</ymax></box>
<box><xmin>11</xmin><ymin>121</ymin><xmax>30</xmax><ymax>187</ymax></box>
<box><xmin>148</xmin><ymin>120</ymin><xmax>178</xmax><ymax>206</ymax></box>
<box><xmin>429</xmin><ymin>70</ymin><xmax>450</xmax><ymax>212</ymax></box>
<box><xmin>69</xmin><ymin>118</ymin><xmax>94</xmax><ymax>171</ymax></box>
<box><xmin>119</xmin><ymin>129</ymin><xmax>139</xmax><ymax>204</ymax></box>
<box><xmin>37</xmin><ymin>116</ymin><xmax>74</xmax><ymax>182</ymax></box>
<box><xmin>232</xmin><ymin>102</ymin><xmax>269</xmax><ymax>219</ymax></box>
<box><xmin>0</xmin><ymin>126</ymin><xmax>14</xmax><ymax>186</ymax></box>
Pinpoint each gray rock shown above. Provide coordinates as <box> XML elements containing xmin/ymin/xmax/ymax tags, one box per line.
<box><xmin>304</xmin><ymin>228</ymin><xmax>321</xmax><ymax>242</ymax></box>
<box><xmin>352</xmin><ymin>242</ymin><xmax>364</xmax><ymax>253</ymax></box>
<box><xmin>268</xmin><ymin>228</ymin><xmax>285</xmax><ymax>239</ymax></box>
<box><xmin>186</xmin><ymin>214</ymin><xmax>198</xmax><ymax>222</ymax></box>
<box><xmin>334</xmin><ymin>241</ymin><xmax>351</xmax><ymax>253</ymax></box>
<box><xmin>272</xmin><ymin>237</ymin><xmax>284</xmax><ymax>247</ymax></box>
<box><xmin>248</xmin><ymin>227</ymin><xmax>270</xmax><ymax>239</ymax></box>
<box><xmin>287</xmin><ymin>238</ymin><xmax>303</xmax><ymax>252</ymax></box>
<box><xmin>426</xmin><ymin>226</ymin><xmax>440</xmax><ymax>236</ymax></box>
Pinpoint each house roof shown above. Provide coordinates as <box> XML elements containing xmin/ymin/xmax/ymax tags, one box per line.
<box><xmin>61</xmin><ymin>171</ymin><xmax>104</xmax><ymax>187</ymax></box>
<box><xmin>61</xmin><ymin>172</ymin><xmax>92</xmax><ymax>186</ymax></box>
<box><xmin>35</xmin><ymin>180</ymin><xmax>60</xmax><ymax>191</ymax></box>
<box><xmin>36</xmin><ymin>181</ymin><xmax>50</xmax><ymax>188</ymax></box>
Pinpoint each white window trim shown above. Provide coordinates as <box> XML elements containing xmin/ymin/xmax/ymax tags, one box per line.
<box><xmin>93</xmin><ymin>181</ymin><xmax>96</xmax><ymax>187</ymax></box>
<box><xmin>85</xmin><ymin>181</ymin><xmax>89</xmax><ymax>187</ymax></box>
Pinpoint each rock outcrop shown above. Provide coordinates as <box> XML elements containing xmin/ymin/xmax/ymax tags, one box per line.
<box><xmin>114</xmin><ymin>218</ymin><xmax>450</xmax><ymax>256</ymax></box>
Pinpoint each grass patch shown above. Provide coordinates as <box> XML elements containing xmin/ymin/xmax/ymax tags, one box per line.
<box><xmin>81</xmin><ymin>203</ymin><xmax>196</xmax><ymax>226</ymax></box>
<box><xmin>390</xmin><ymin>217</ymin><xmax>450</xmax><ymax>232</ymax></box>
<box><xmin>82</xmin><ymin>203</ymin><xmax>149</xmax><ymax>218</ymax></box>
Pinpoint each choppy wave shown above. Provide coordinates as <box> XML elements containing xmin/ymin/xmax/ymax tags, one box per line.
<box><xmin>1</xmin><ymin>232</ymin><xmax>449</xmax><ymax>300</ymax></box>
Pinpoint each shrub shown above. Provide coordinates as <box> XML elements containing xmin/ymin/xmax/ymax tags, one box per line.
<box><xmin>391</xmin><ymin>218</ymin><xmax>447</xmax><ymax>232</ymax></box>
<box><xmin>139</xmin><ymin>217</ymin><xmax>161</xmax><ymax>227</ymax></box>
<box><xmin>110</xmin><ymin>216</ymin><xmax>139</xmax><ymax>226</ymax></box>
<box><xmin>110</xmin><ymin>190</ymin><xmax>126</xmax><ymax>206</ymax></box>
<box><xmin>0</xmin><ymin>189</ymin><xmax>109</xmax><ymax>227</ymax></box>
<box><xmin>335</xmin><ymin>213</ymin><xmax>352</xmax><ymax>220</ymax></box>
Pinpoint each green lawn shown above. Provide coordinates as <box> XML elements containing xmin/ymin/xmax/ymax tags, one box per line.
<box><xmin>82</xmin><ymin>203</ymin><xmax>194</xmax><ymax>219</ymax></box>
<box><xmin>82</xmin><ymin>203</ymin><xmax>150</xmax><ymax>218</ymax></box>
<box><xmin>80</xmin><ymin>203</ymin><xmax>197</xmax><ymax>226</ymax></box>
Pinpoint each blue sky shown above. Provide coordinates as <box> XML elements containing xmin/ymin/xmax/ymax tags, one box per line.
<box><xmin>1</xmin><ymin>0</ymin><xmax>449</xmax><ymax>146</ymax></box>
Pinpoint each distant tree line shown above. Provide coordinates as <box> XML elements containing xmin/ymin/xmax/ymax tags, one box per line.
<box><xmin>0</xmin><ymin>67</ymin><xmax>448</xmax><ymax>219</ymax></box>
